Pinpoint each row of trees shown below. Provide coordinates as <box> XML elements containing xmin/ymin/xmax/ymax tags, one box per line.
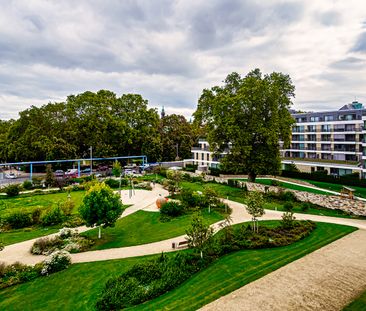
<box><xmin>1</xmin><ymin>69</ymin><xmax>295</xmax><ymax>182</ymax></box>
<box><xmin>0</xmin><ymin>91</ymin><xmax>199</xmax><ymax>163</ymax></box>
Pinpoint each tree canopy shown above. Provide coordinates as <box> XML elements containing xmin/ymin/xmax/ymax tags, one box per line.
<box><xmin>194</xmin><ymin>69</ymin><xmax>295</xmax><ymax>181</ymax></box>
<box><xmin>0</xmin><ymin>90</ymin><xmax>196</xmax><ymax>163</ymax></box>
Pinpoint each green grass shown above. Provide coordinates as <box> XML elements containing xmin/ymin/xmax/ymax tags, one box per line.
<box><xmin>132</xmin><ymin>222</ymin><xmax>357</xmax><ymax>310</ymax></box>
<box><xmin>0</xmin><ymin>222</ymin><xmax>356</xmax><ymax>311</ymax></box>
<box><xmin>0</xmin><ymin>191</ymin><xmax>86</xmax><ymax>246</ymax></box>
<box><xmin>82</xmin><ymin>209</ymin><xmax>224</xmax><ymax>250</ymax></box>
<box><xmin>246</xmin><ymin>178</ymin><xmax>332</xmax><ymax>195</ymax></box>
<box><xmin>0</xmin><ymin>226</ymin><xmax>60</xmax><ymax>246</ymax></box>
<box><xmin>180</xmin><ymin>180</ymin><xmax>364</xmax><ymax>219</ymax></box>
<box><xmin>0</xmin><ymin>191</ymin><xmax>85</xmax><ymax>218</ymax></box>
<box><xmin>296</xmin><ymin>179</ymin><xmax>366</xmax><ymax>199</ymax></box>
<box><xmin>344</xmin><ymin>290</ymin><xmax>366</xmax><ymax>310</ymax></box>
<box><xmin>180</xmin><ymin>181</ymin><xmax>247</xmax><ymax>204</ymax></box>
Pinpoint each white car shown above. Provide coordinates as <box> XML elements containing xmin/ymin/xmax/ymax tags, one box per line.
<box><xmin>5</xmin><ymin>173</ymin><xmax>17</xmax><ymax>179</ymax></box>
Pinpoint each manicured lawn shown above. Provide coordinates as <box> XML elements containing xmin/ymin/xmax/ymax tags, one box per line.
<box><xmin>180</xmin><ymin>180</ymin><xmax>364</xmax><ymax>219</ymax></box>
<box><xmin>180</xmin><ymin>181</ymin><xmax>247</xmax><ymax>204</ymax></box>
<box><xmin>297</xmin><ymin>179</ymin><xmax>366</xmax><ymax>199</ymax></box>
<box><xmin>247</xmin><ymin>178</ymin><xmax>331</xmax><ymax>195</ymax></box>
<box><xmin>0</xmin><ymin>226</ymin><xmax>60</xmax><ymax>246</ymax></box>
<box><xmin>0</xmin><ymin>191</ymin><xmax>85</xmax><ymax>218</ymax></box>
<box><xmin>82</xmin><ymin>209</ymin><xmax>224</xmax><ymax>250</ymax></box>
<box><xmin>0</xmin><ymin>222</ymin><xmax>356</xmax><ymax>311</ymax></box>
<box><xmin>0</xmin><ymin>191</ymin><xmax>86</xmax><ymax>246</ymax></box>
<box><xmin>133</xmin><ymin>222</ymin><xmax>357</xmax><ymax>310</ymax></box>
<box><xmin>344</xmin><ymin>290</ymin><xmax>366</xmax><ymax>310</ymax></box>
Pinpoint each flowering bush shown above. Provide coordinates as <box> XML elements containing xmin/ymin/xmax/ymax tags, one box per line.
<box><xmin>31</xmin><ymin>236</ymin><xmax>64</xmax><ymax>255</ymax></box>
<box><xmin>59</xmin><ymin>227</ymin><xmax>77</xmax><ymax>239</ymax></box>
<box><xmin>41</xmin><ymin>250</ymin><xmax>71</xmax><ymax>276</ymax></box>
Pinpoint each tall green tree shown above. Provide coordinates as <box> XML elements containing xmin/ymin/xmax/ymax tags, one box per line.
<box><xmin>79</xmin><ymin>182</ymin><xmax>124</xmax><ymax>238</ymax></box>
<box><xmin>159</xmin><ymin>114</ymin><xmax>194</xmax><ymax>161</ymax></box>
<box><xmin>194</xmin><ymin>69</ymin><xmax>295</xmax><ymax>181</ymax></box>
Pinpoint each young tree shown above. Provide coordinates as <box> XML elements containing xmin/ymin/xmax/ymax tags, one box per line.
<box><xmin>166</xmin><ymin>169</ymin><xmax>182</xmax><ymax>195</ymax></box>
<box><xmin>194</xmin><ymin>69</ymin><xmax>295</xmax><ymax>182</ymax></box>
<box><xmin>45</xmin><ymin>164</ymin><xmax>55</xmax><ymax>187</ymax></box>
<box><xmin>185</xmin><ymin>214</ymin><xmax>213</xmax><ymax>259</ymax></box>
<box><xmin>79</xmin><ymin>182</ymin><xmax>124</xmax><ymax>239</ymax></box>
<box><xmin>245</xmin><ymin>191</ymin><xmax>265</xmax><ymax>232</ymax></box>
<box><xmin>112</xmin><ymin>160</ymin><xmax>122</xmax><ymax>177</ymax></box>
<box><xmin>203</xmin><ymin>186</ymin><xmax>220</xmax><ymax>213</ymax></box>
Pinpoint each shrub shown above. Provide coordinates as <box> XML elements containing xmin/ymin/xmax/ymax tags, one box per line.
<box><xmin>41</xmin><ymin>206</ymin><xmax>64</xmax><ymax>226</ymax></box>
<box><xmin>281</xmin><ymin>212</ymin><xmax>296</xmax><ymax>229</ymax></box>
<box><xmin>283</xmin><ymin>202</ymin><xmax>294</xmax><ymax>211</ymax></box>
<box><xmin>41</xmin><ymin>250</ymin><xmax>71</xmax><ymax>275</ymax></box>
<box><xmin>278</xmin><ymin>191</ymin><xmax>297</xmax><ymax>202</ymax></box>
<box><xmin>104</xmin><ymin>178</ymin><xmax>120</xmax><ymax>188</ymax></box>
<box><xmin>160</xmin><ymin>201</ymin><xmax>185</xmax><ymax>217</ymax></box>
<box><xmin>135</xmin><ymin>182</ymin><xmax>152</xmax><ymax>190</ymax></box>
<box><xmin>0</xmin><ymin>262</ymin><xmax>42</xmax><ymax>289</ymax></box>
<box><xmin>60</xmin><ymin>200</ymin><xmax>75</xmax><ymax>216</ymax></box>
<box><xmin>5</xmin><ymin>211</ymin><xmax>32</xmax><ymax>229</ymax></box>
<box><xmin>301</xmin><ymin>202</ymin><xmax>312</xmax><ymax>212</ymax></box>
<box><xmin>22</xmin><ymin>180</ymin><xmax>33</xmax><ymax>190</ymax></box>
<box><xmin>31</xmin><ymin>208</ymin><xmax>42</xmax><ymax>225</ymax></box>
<box><xmin>5</xmin><ymin>184</ymin><xmax>20</xmax><ymax>197</ymax></box>
<box><xmin>31</xmin><ymin>236</ymin><xmax>64</xmax><ymax>255</ymax></box>
<box><xmin>62</xmin><ymin>215</ymin><xmax>85</xmax><ymax>227</ymax></box>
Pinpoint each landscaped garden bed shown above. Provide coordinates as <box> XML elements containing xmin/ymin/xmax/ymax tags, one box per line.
<box><xmin>96</xmin><ymin>219</ymin><xmax>316</xmax><ymax>310</ymax></box>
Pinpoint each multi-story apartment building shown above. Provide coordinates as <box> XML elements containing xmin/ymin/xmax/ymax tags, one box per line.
<box><xmin>188</xmin><ymin>101</ymin><xmax>366</xmax><ymax>178</ymax></box>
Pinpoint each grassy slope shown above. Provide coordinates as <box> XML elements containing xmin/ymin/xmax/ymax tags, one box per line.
<box><xmin>181</xmin><ymin>181</ymin><xmax>363</xmax><ymax>219</ymax></box>
<box><xmin>298</xmin><ymin>179</ymin><xmax>366</xmax><ymax>199</ymax></box>
<box><xmin>133</xmin><ymin>222</ymin><xmax>357</xmax><ymax>310</ymax></box>
<box><xmin>82</xmin><ymin>209</ymin><xmax>224</xmax><ymax>250</ymax></box>
<box><xmin>0</xmin><ymin>191</ymin><xmax>85</xmax><ymax>217</ymax></box>
<box><xmin>250</xmin><ymin>178</ymin><xmax>331</xmax><ymax>195</ymax></box>
<box><xmin>0</xmin><ymin>222</ymin><xmax>356</xmax><ymax>311</ymax></box>
<box><xmin>344</xmin><ymin>290</ymin><xmax>366</xmax><ymax>311</ymax></box>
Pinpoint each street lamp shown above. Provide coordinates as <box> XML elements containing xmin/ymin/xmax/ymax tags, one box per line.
<box><xmin>89</xmin><ymin>146</ymin><xmax>93</xmax><ymax>175</ymax></box>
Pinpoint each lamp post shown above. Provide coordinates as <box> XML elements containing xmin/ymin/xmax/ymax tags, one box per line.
<box><xmin>89</xmin><ymin>146</ymin><xmax>93</xmax><ymax>175</ymax></box>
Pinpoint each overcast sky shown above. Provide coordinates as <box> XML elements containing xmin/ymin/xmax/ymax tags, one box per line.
<box><xmin>1</xmin><ymin>0</ymin><xmax>366</xmax><ymax>120</ymax></box>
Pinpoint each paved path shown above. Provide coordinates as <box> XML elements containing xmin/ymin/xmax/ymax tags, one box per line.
<box><xmin>201</xmin><ymin>229</ymin><xmax>366</xmax><ymax>311</ymax></box>
<box><xmin>0</xmin><ymin>186</ymin><xmax>168</xmax><ymax>265</ymax></box>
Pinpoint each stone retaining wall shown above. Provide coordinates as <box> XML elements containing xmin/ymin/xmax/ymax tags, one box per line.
<box><xmin>245</xmin><ymin>182</ymin><xmax>366</xmax><ymax>217</ymax></box>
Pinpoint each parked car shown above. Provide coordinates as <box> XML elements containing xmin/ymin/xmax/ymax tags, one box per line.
<box><xmin>65</xmin><ymin>169</ymin><xmax>78</xmax><ymax>178</ymax></box>
<box><xmin>55</xmin><ymin>170</ymin><xmax>64</xmax><ymax>177</ymax></box>
<box><xmin>5</xmin><ymin>173</ymin><xmax>16</xmax><ymax>179</ymax></box>
<box><xmin>81</xmin><ymin>168</ymin><xmax>91</xmax><ymax>174</ymax></box>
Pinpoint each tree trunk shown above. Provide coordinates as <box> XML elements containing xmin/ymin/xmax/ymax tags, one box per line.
<box><xmin>98</xmin><ymin>226</ymin><xmax>101</xmax><ymax>239</ymax></box>
<box><xmin>248</xmin><ymin>172</ymin><xmax>257</xmax><ymax>183</ymax></box>
<box><xmin>200</xmin><ymin>250</ymin><xmax>203</xmax><ymax>259</ymax></box>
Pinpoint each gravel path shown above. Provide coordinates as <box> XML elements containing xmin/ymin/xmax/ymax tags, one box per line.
<box><xmin>201</xmin><ymin>229</ymin><xmax>366</xmax><ymax>311</ymax></box>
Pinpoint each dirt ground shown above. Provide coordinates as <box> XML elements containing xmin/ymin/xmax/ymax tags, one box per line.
<box><xmin>201</xmin><ymin>229</ymin><xmax>366</xmax><ymax>311</ymax></box>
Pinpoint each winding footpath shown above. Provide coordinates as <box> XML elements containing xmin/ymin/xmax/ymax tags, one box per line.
<box><xmin>1</xmin><ymin>184</ymin><xmax>366</xmax><ymax>310</ymax></box>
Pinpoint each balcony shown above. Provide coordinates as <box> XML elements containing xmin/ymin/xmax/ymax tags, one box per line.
<box><xmin>192</xmin><ymin>146</ymin><xmax>210</xmax><ymax>151</ymax></box>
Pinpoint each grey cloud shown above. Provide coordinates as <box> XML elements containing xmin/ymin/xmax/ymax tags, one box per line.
<box><xmin>187</xmin><ymin>0</ymin><xmax>303</xmax><ymax>50</ymax></box>
<box><xmin>331</xmin><ymin>57</ymin><xmax>366</xmax><ymax>70</ymax></box>
<box><xmin>352</xmin><ymin>31</ymin><xmax>366</xmax><ymax>52</ymax></box>
<box><xmin>317</xmin><ymin>11</ymin><xmax>341</xmax><ymax>26</ymax></box>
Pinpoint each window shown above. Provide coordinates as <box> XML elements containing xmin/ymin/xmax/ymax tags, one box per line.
<box><xmin>324</xmin><ymin>115</ymin><xmax>334</xmax><ymax>121</ymax></box>
<box><xmin>206</xmin><ymin>153</ymin><xmax>209</xmax><ymax>161</ymax></box>
<box><xmin>310</xmin><ymin>116</ymin><xmax>321</xmax><ymax>122</ymax></box>
<box><xmin>307</xmin><ymin>125</ymin><xmax>316</xmax><ymax>132</ymax></box>
<box><xmin>321</xmin><ymin>125</ymin><xmax>331</xmax><ymax>132</ymax></box>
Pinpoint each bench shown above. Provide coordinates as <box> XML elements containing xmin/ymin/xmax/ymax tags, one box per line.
<box><xmin>172</xmin><ymin>240</ymin><xmax>189</xmax><ymax>249</ymax></box>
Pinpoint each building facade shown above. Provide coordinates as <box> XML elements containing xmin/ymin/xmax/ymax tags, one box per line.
<box><xmin>188</xmin><ymin>101</ymin><xmax>366</xmax><ymax>178</ymax></box>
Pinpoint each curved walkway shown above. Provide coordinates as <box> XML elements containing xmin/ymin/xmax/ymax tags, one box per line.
<box><xmin>201</xmin><ymin>229</ymin><xmax>366</xmax><ymax>311</ymax></box>
<box><xmin>0</xmin><ymin>185</ymin><xmax>168</xmax><ymax>265</ymax></box>
<box><xmin>2</xmin><ymin>189</ymin><xmax>366</xmax><ymax>265</ymax></box>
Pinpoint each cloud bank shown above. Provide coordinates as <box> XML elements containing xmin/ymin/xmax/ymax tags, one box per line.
<box><xmin>0</xmin><ymin>0</ymin><xmax>366</xmax><ymax>119</ymax></box>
